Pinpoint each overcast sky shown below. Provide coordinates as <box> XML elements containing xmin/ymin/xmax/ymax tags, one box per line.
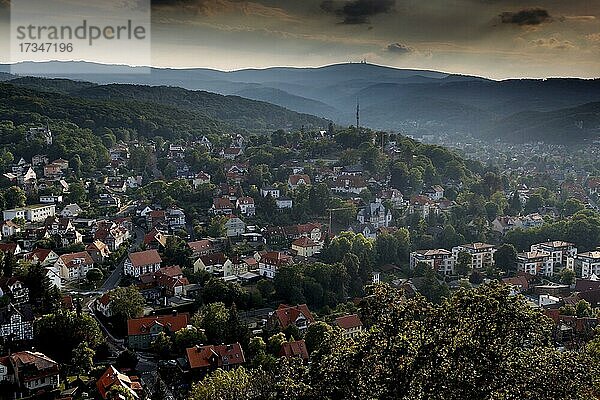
<box><xmin>1</xmin><ymin>0</ymin><xmax>599</xmax><ymax>79</ymax></box>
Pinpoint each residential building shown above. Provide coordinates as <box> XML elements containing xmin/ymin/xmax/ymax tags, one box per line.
<box><xmin>0</xmin><ymin>278</ymin><xmax>29</xmax><ymax>304</ymax></box>
<box><xmin>452</xmin><ymin>243</ymin><xmax>496</xmax><ymax>270</ymax></box>
<box><xmin>517</xmin><ymin>250</ymin><xmax>554</xmax><ymax>276</ymax></box>
<box><xmin>192</xmin><ymin>172</ymin><xmax>211</xmax><ymax>188</ymax></box>
<box><xmin>127</xmin><ymin>313</ymin><xmax>189</xmax><ymax>350</ymax></box>
<box><xmin>187</xmin><ymin>239</ymin><xmax>216</xmax><ymax>258</ymax></box>
<box><xmin>531</xmin><ymin>241</ymin><xmax>577</xmax><ymax>270</ymax></box>
<box><xmin>193</xmin><ymin>252</ymin><xmax>232</xmax><ymax>275</ymax></box>
<box><xmin>236</xmin><ymin>197</ymin><xmax>256</xmax><ymax>217</ymax></box>
<box><xmin>55</xmin><ymin>251</ymin><xmax>94</xmax><ymax>281</ymax></box>
<box><xmin>39</xmin><ymin>195</ymin><xmax>63</xmax><ymax>204</ymax></box>
<box><xmin>225</xmin><ymin>216</ymin><xmax>246</xmax><ymax>237</ymax></box>
<box><xmin>279</xmin><ymin>339</ymin><xmax>309</xmax><ymax>361</ymax></box>
<box><xmin>568</xmin><ymin>252</ymin><xmax>600</xmax><ymax>278</ymax></box>
<box><xmin>60</xmin><ymin>203</ymin><xmax>83</xmax><ymax>217</ymax></box>
<box><xmin>276</xmin><ymin>197</ymin><xmax>293</xmax><ymax>209</ymax></box>
<box><xmin>0</xmin><ymin>220</ymin><xmax>21</xmax><ymax>237</ymax></box>
<box><xmin>260</xmin><ymin>186</ymin><xmax>280</xmax><ymax>198</ymax></box>
<box><xmin>334</xmin><ymin>314</ymin><xmax>363</xmax><ymax>339</ymax></box>
<box><xmin>410</xmin><ymin>249</ymin><xmax>455</xmax><ymax>275</ymax></box>
<box><xmin>357</xmin><ymin>200</ymin><xmax>392</xmax><ymax>229</ymax></box>
<box><xmin>268</xmin><ymin>304</ymin><xmax>314</xmax><ymax>333</ymax></box>
<box><xmin>3</xmin><ymin>204</ymin><xmax>56</xmax><ymax>223</ymax></box>
<box><xmin>124</xmin><ymin>250</ymin><xmax>162</xmax><ymax>277</ymax></box>
<box><xmin>9</xmin><ymin>351</ymin><xmax>60</xmax><ymax>392</ymax></box>
<box><xmin>96</xmin><ymin>365</ymin><xmax>141</xmax><ymax>400</ymax></box>
<box><xmin>0</xmin><ymin>304</ymin><xmax>34</xmax><ymax>341</ymax></box>
<box><xmin>288</xmin><ymin>174</ymin><xmax>311</xmax><ymax>189</ymax></box>
<box><xmin>211</xmin><ymin>197</ymin><xmax>234</xmax><ymax>215</ymax></box>
<box><xmin>186</xmin><ymin>343</ymin><xmax>245</xmax><ymax>373</ymax></box>
<box><xmin>329</xmin><ymin>175</ymin><xmax>368</xmax><ymax>195</ymax></box>
<box><xmin>258</xmin><ymin>251</ymin><xmax>293</xmax><ymax>279</ymax></box>
<box><xmin>425</xmin><ymin>185</ymin><xmax>444</xmax><ymax>201</ymax></box>
<box><xmin>292</xmin><ymin>237</ymin><xmax>323</xmax><ymax>258</ymax></box>
<box><xmin>86</xmin><ymin>240</ymin><xmax>111</xmax><ymax>264</ymax></box>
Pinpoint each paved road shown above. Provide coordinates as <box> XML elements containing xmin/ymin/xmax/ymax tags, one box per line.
<box><xmin>99</xmin><ymin>225</ymin><xmax>146</xmax><ymax>292</ymax></box>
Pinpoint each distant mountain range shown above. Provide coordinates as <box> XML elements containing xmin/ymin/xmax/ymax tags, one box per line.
<box><xmin>0</xmin><ymin>75</ymin><xmax>329</xmax><ymax>137</ymax></box>
<box><xmin>1</xmin><ymin>61</ymin><xmax>600</xmax><ymax>143</ymax></box>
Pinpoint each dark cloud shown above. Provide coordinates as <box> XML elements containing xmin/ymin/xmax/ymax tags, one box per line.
<box><xmin>500</xmin><ymin>8</ymin><xmax>552</xmax><ymax>26</ymax></box>
<box><xmin>151</xmin><ymin>0</ymin><xmax>197</xmax><ymax>9</ymax></box>
<box><xmin>386</xmin><ymin>42</ymin><xmax>412</xmax><ymax>55</ymax></box>
<box><xmin>321</xmin><ymin>0</ymin><xmax>395</xmax><ymax>24</ymax></box>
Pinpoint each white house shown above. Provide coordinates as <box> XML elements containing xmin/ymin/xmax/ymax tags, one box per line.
<box><xmin>124</xmin><ymin>249</ymin><xmax>162</xmax><ymax>277</ymax></box>
<box><xmin>55</xmin><ymin>251</ymin><xmax>94</xmax><ymax>281</ymax></box>
<box><xmin>516</xmin><ymin>250</ymin><xmax>553</xmax><ymax>276</ymax></box>
<box><xmin>3</xmin><ymin>204</ymin><xmax>56</xmax><ymax>223</ymax></box>
<box><xmin>225</xmin><ymin>216</ymin><xmax>246</xmax><ymax>237</ymax></box>
<box><xmin>260</xmin><ymin>186</ymin><xmax>280</xmax><ymax>198</ymax></box>
<box><xmin>410</xmin><ymin>249</ymin><xmax>455</xmax><ymax>275</ymax></box>
<box><xmin>292</xmin><ymin>237</ymin><xmax>323</xmax><ymax>258</ymax></box>
<box><xmin>357</xmin><ymin>200</ymin><xmax>392</xmax><ymax>229</ymax></box>
<box><xmin>276</xmin><ymin>197</ymin><xmax>293</xmax><ymax>209</ymax></box>
<box><xmin>567</xmin><ymin>251</ymin><xmax>600</xmax><ymax>278</ymax></box>
<box><xmin>452</xmin><ymin>243</ymin><xmax>496</xmax><ymax>270</ymax></box>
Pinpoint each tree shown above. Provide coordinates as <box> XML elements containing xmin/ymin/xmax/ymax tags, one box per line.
<box><xmin>455</xmin><ymin>251</ymin><xmax>473</xmax><ymax>277</ymax></box>
<box><xmin>116</xmin><ymin>349</ymin><xmax>138</xmax><ymax>370</ymax></box>
<box><xmin>86</xmin><ymin>268</ymin><xmax>104</xmax><ymax>284</ymax></box>
<box><xmin>188</xmin><ymin>367</ymin><xmax>272</xmax><ymax>400</ymax></box>
<box><xmin>310</xmin><ymin>283</ymin><xmax>592</xmax><ymax>400</ymax></box>
<box><xmin>563</xmin><ymin>198</ymin><xmax>585</xmax><ymax>217</ymax></box>
<box><xmin>4</xmin><ymin>186</ymin><xmax>26</xmax><ymax>208</ymax></box>
<box><xmin>109</xmin><ymin>286</ymin><xmax>145</xmax><ymax>320</ymax></box>
<box><xmin>524</xmin><ymin>194</ymin><xmax>544</xmax><ymax>214</ymax></box>
<box><xmin>304</xmin><ymin>321</ymin><xmax>333</xmax><ymax>354</ymax></box>
<box><xmin>493</xmin><ymin>244</ymin><xmax>517</xmax><ymax>274</ymax></box>
<box><xmin>576</xmin><ymin>300</ymin><xmax>592</xmax><ymax>318</ymax></box>
<box><xmin>559</xmin><ymin>268</ymin><xmax>575</xmax><ymax>285</ymax></box>
<box><xmin>71</xmin><ymin>341</ymin><xmax>95</xmax><ymax>376</ymax></box>
<box><xmin>151</xmin><ymin>331</ymin><xmax>172</xmax><ymax>359</ymax></box>
<box><xmin>173</xmin><ymin>326</ymin><xmax>207</xmax><ymax>354</ymax></box>
<box><xmin>192</xmin><ymin>302</ymin><xmax>229</xmax><ymax>344</ymax></box>
<box><xmin>34</xmin><ymin>311</ymin><xmax>103</xmax><ymax>363</ymax></box>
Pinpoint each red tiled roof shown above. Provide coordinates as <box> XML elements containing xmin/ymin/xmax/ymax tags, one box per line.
<box><xmin>335</xmin><ymin>314</ymin><xmax>362</xmax><ymax>330</ymax></box>
<box><xmin>279</xmin><ymin>339</ymin><xmax>309</xmax><ymax>360</ymax></box>
<box><xmin>292</xmin><ymin>237</ymin><xmax>319</xmax><ymax>248</ymax></box>
<box><xmin>288</xmin><ymin>174</ymin><xmax>311</xmax><ymax>186</ymax></box>
<box><xmin>188</xmin><ymin>240</ymin><xmax>214</xmax><ymax>253</ymax></box>
<box><xmin>273</xmin><ymin>304</ymin><xmax>314</xmax><ymax>329</ymax></box>
<box><xmin>127</xmin><ymin>313</ymin><xmax>189</xmax><ymax>336</ymax></box>
<box><xmin>199</xmin><ymin>252</ymin><xmax>228</xmax><ymax>266</ymax></box>
<box><xmin>186</xmin><ymin>343</ymin><xmax>245</xmax><ymax>370</ymax></box>
<box><xmin>261</xmin><ymin>251</ymin><xmax>292</xmax><ymax>267</ymax></box>
<box><xmin>58</xmin><ymin>251</ymin><xmax>94</xmax><ymax>268</ymax></box>
<box><xmin>128</xmin><ymin>249</ymin><xmax>162</xmax><ymax>267</ymax></box>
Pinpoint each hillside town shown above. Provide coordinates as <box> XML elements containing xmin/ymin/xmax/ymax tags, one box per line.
<box><xmin>1</xmin><ymin>124</ymin><xmax>600</xmax><ymax>399</ymax></box>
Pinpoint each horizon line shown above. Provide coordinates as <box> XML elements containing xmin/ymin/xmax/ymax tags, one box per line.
<box><xmin>2</xmin><ymin>59</ymin><xmax>599</xmax><ymax>81</ymax></box>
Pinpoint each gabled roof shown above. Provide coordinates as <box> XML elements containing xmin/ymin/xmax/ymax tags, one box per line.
<box><xmin>128</xmin><ymin>249</ymin><xmax>162</xmax><ymax>267</ymax></box>
<box><xmin>335</xmin><ymin>314</ymin><xmax>363</xmax><ymax>330</ymax></box>
<box><xmin>10</xmin><ymin>351</ymin><xmax>58</xmax><ymax>382</ymax></box>
<box><xmin>58</xmin><ymin>251</ymin><xmax>94</xmax><ymax>268</ymax></box>
<box><xmin>96</xmin><ymin>365</ymin><xmax>138</xmax><ymax>400</ymax></box>
<box><xmin>273</xmin><ymin>304</ymin><xmax>314</xmax><ymax>329</ymax></box>
<box><xmin>186</xmin><ymin>343</ymin><xmax>245</xmax><ymax>370</ymax></box>
<box><xmin>187</xmin><ymin>239</ymin><xmax>214</xmax><ymax>253</ymax></box>
<box><xmin>279</xmin><ymin>339</ymin><xmax>309</xmax><ymax>360</ymax></box>
<box><xmin>199</xmin><ymin>252</ymin><xmax>228</xmax><ymax>266</ymax></box>
<box><xmin>292</xmin><ymin>237</ymin><xmax>320</xmax><ymax>248</ymax></box>
<box><xmin>127</xmin><ymin>313</ymin><xmax>189</xmax><ymax>336</ymax></box>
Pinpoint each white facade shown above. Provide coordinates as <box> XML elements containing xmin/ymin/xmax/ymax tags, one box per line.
<box><xmin>567</xmin><ymin>251</ymin><xmax>600</xmax><ymax>278</ymax></box>
<box><xmin>3</xmin><ymin>204</ymin><xmax>56</xmax><ymax>223</ymax></box>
